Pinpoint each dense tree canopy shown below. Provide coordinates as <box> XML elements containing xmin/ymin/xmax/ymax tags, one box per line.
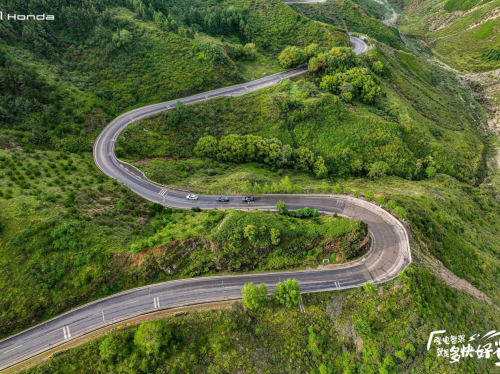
<box><xmin>134</xmin><ymin>320</ymin><xmax>172</xmax><ymax>355</ymax></box>
<box><xmin>242</xmin><ymin>282</ymin><xmax>268</xmax><ymax>310</ymax></box>
<box><xmin>274</xmin><ymin>279</ymin><xmax>301</xmax><ymax>308</ymax></box>
<box><xmin>194</xmin><ymin>134</ymin><xmax>328</xmax><ymax>178</ymax></box>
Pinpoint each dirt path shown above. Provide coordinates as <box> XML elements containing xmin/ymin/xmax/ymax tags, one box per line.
<box><xmin>371</xmin><ymin>0</ymin><xmax>398</xmax><ymax>25</ymax></box>
<box><xmin>418</xmin><ymin>251</ymin><xmax>500</xmax><ymax>311</ymax></box>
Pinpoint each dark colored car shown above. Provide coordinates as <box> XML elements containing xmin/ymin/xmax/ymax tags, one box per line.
<box><xmin>242</xmin><ymin>196</ymin><xmax>255</xmax><ymax>202</ymax></box>
<box><xmin>217</xmin><ymin>196</ymin><xmax>229</xmax><ymax>202</ymax></box>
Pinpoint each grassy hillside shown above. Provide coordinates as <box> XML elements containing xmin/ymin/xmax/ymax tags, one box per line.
<box><xmin>19</xmin><ymin>267</ymin><xmax>500</xmax><ymax>373</ymax></box>
<box><xmin>118</xmin><ymin>44</ymin><xmax>488</xmax><ymax>184</ymax></box>
<box><xmin>399</xmin><ymin>0</ymin><xmax>500</xmax><ymax>71</ymax></box>
<box><xmin>0</xmin><ymin>148</ymin><xmax>366</xmax><ymax>338</ymax></box>
<box><xmin>0</xmin><ymin>0</ymin><xmax>348</xmax><ymax>153</ymax></box>
<box><xmin>114</xmin><ymin>40</ymin><xmax>500</xmax><ymax>306</ymax></box>
<box><xmin>2</xmin><ymin>1</ymin><xmax>500</xmax><ymax>372</ymax></box>
<box><xmin>289</xmin><ymin>0</ymin><xmax>405</xmax><ymax>50</ymax></box>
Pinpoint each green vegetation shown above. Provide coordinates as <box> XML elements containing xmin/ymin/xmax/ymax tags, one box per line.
<box><xmin>119</xmin><ymin>42</ymin><xmax>487</xmax><ymax>184</ymax></box>
<box><xmin>195</xmin><ymin>134</ymin><xmax>328</xmax><ymax>177</ymax></box>
<box><xmin>274</xmin><ymin>279</ymin><xmax>301</xmax><ymax>308</ymax></box>
<box><xmin>0</xmin><ymin>148</ymin><xmax>368</xmax><ymax>338</ymax></box>
<box><xmin>289</xmin><ymin>0</ymin><xmax>405</xmax><ymax>50</ymax></box>
<box><xmin>399</xmin><ymin>0</ymin><xmax>500</xmax><ymax>71</ymax></box>
<box><xmin>0</xmin><ymin>0</ymin><xmax>348</xmax><ymax>152</ymax></box>
<box><xmin>241</xmin><ymin>282</ymin><xmax>268</xmax><ymax>310</ymax></box>
<box><xmin>131</xmin><ymin>209</ymin><xmax>368</xmax><ymax>274</ymax></box>
<box><xmin>20</xmin><ymin>267</ymin><xmax>500</xmax><ymax>373</ymax></box>
<box><xmin>2</xmin><ymin>2</ymin><xmax>500</xmax><ymax>374</ymax></box>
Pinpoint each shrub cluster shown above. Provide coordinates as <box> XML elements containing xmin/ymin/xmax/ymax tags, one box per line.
<box><xmin>279</xmin><ymin>44</ymin><xmax>381</xmax><ymax>104</ymax></box>
<box><xmin>194</xmin><ymin>134</ymin><xmax>328</xmax><ymax>178</ymax></box>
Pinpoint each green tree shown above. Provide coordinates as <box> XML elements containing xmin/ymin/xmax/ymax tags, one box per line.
<box><xmin>264</xmin><ymin>139</ymin><xmax>291</xmax><ymax>168</ymax></box>
<box><xmin>321</xmin><ymin>181</ymin><xmax>330</xmax><ymax>193</ymax></box>
<box><xmin>344</xmin><ymin>187</ymin><xmax>351</xmax><ymax>194</ymax></box>
<box><xmin>353</xmin><ymin>319</ymin><xmax>371</xmax><ymax>339</ymax></box>
<box><xmin>294</xmin><ymin>147</ymin><xmax>315</xmax><ymax>171</ymax></box>
<box><xmin>364</xmin><ymin>282</ymin><xmax>377</xmax><ymax>294</ymax></box>
<box><xmin>372</xmin><ymin>60</ymin><xmax>384</xmax><ymax>75</ymax></box>
<box><xmin>395</xmin><ymin>349</ymin><xmax>407</xmax><ymax>361</ymax></box>
<box><xmin>167</xmin><ymin>100</ymin><xmax>187</xmax><ymax>128</ymax></box>
<box><xmin>425</xmin><ymin>166</ymin><xmax>437</xmax><ymax>178</ymax></box>
<box><xmin>353</xmin><ymin>188</ymin><xmax>361</xmax><ymax>198</ymax></box>
<box><xmin>405</xmin><ymin>343</ymin><xmax>416</xmax><ymax>355</ymax></box>
<box><xmin>112</xmin><ymin>29</ymin><xmax>132</xmax><ymax>49</ymax></box>
<box><xmin>308</xmin><ymin>326</ymin><xmax>323</xmax><ymax>357</ymax></box>
<box><xmin>270</xmin><ymin>228</ymin><xmax>280</xmax><ymax>245</ymax></box>
<box><xmin>312</xmin><ymin>363</ymin><xmax>334</xmax><ymax>374</ymax></box>
<box><xmin>218</xmin><ymin>134</ymin><xmax>247</xmax><ymax>162</ymax></box>
<box><xmin>134</xmin><ymin>320</ymin><xmax>171</xmax><ymax>355</ymax></box>
<box><xmin>242</xmin><ymin>180</ymin><xmax>253</xmax><ymax>194</ymax></box>
<box><xmin>276</xmin><ymin>201</ymin><xmax>287</xmax><ymax>215</ymax></box>
<box><xmin>244</xmin><ymin>224</ymin><xmax>258</xmax><ymax>242</ymax></box>
<box><xmin>194</xmin><ymin>136</ymin><xmax>218</xmax><ymax>159</ymax></box>
<box><xmin>274</xmin><ymin>279</ymin><xmax>301</xmax><ymax>308</ymax></box>
<box><xmin>279</xmin><ymin>176</ymin><xmax>293</xmax><ymax>193</ymax></box>
<box><xmin>99</xmin><ymin>336</ymin><xmax>120</xmax><ymax>361</ymax></box>
<box><xmin>253</xmin><ymin>183</ymin><xmax>262</xmax><ymax>195</ymax></box>
<box><xmin>386</xmin><ymin>200</ymin><xmax>397</xmax><ymax>211</ymax></box>
<box><xmin>320</xmin><ymin>68</ymin><xmax>381</xmax><ymax>104</ymax></box>
<box><xmin>308</xmin><ymin>56</ymin><xmax>319</xmax><ymax>73</ymax></box>
<box><xmin>376</xmin><ymin>196</ymin><xmax>386</xmax><ymax>206</ymax></box>
<box><xmin>333</xmin><ymin>183</ymin><xmax>342</xmax><ymax>194</ymax></box>
<box><xmin>368</xmin><ymin>161</ymin><xmax>391</xmax><ymax>180</ymax></box>
<box><xmin>244</xmin><ymin>134</ymin><xmax>267</xmax><ymax>162</ymax></box>
<box><xmin>313</xmin><ymin>156</ymin><xmax>328</xmax><ymax>178</ymax></box>
<box><xmin>305</xmin><ymin>43</ymin><xmax>320</xmax><ymax>58</ymax></box>
<box><xmin>279</xmin><ymin>46</ymin><xmax>307</xmax><ymax>68</ymax></box>
<box><xmin>241</xmin><ymin>283</ymin><xmax>268</xmax><ymax>310</ymax></box>
<box><xmin>394</xmin><ymin>206</ymin><xmax>407</xmax><ymax>219</ymax></box>
<box><xmin>365</xmin><ymin>190</ymin><xmax>374</xmax><ymax>201</ymax></box>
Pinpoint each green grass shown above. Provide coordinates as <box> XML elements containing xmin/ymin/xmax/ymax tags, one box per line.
<box><xmin>0</xmin><ymin>149</ymin><xmax>158</xmax><ymax>338</ymax></box>
<box><xmin>113</xmin><ymin>36</ymin><xmax>500</xmax><ymax>307</ymax></box>
<box><xmin>399</xmin><ymin>0</ymin><xmax>500</xmax><ymax>71</ymax></box>
<box><xmin>289</xmin><ymin>0</ymin><xmax>405</xmax><ymax>50</ymax></box>
<box><xmin>130</xmin><ymin>209</ymin><xmax>368</xmax><ymax>275</ymax></box>
<box><xmin>19</xmin><ymin>266</ymin><xmax>500</xmax><ymax>373</ymax></box>
<box><xmin>0</xmin><ymin>148</ymin><xmax>366</xmax><ymax>338</ymax></box>
<box><xmin>118</xmin><ymin>43</ymin><xmax>488</xmax><ymax>184</ymax></box>
<box><xmin>0</xmin><ymin>0</ymin><xmax>349</xmax><ymax>153</ymax></box>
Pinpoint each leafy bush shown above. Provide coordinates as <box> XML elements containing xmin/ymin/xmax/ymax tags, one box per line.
<box><xmin>353</xmin><ymin>319</ymin><xmax>371</xmax><ymax>339</ymax></box>
<box><xmin>273</xmin><ymin>279</ymin><xmax>301</xmax><ymax>308</ymax></box>
<box><xmin>194</xmin><ymin>134</ymin><xmax>327</xmax><ymax>177</ymax></box>
<box><xmin>242</xmin><ymin>282</ymin><xmax>268</xmax><ymax>310</ymax></box>
<box><xmin>134</xmin><ymin>320</ymin><xmax>172</xmax><ymax>355</ymax></box>
<box><xmin>320</xmin><ymin>68</ymin><xmax>381</xmax><ymax>104</ymax></box>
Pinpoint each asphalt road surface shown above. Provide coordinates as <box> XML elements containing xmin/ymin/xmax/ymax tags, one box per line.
<box><xmin>0</xmin><ymin>36</ymin><xmax>408</xmax><ymax>371</ymax></box>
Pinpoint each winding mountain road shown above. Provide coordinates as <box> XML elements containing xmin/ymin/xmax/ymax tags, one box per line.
<box><xmin>0</xmin><ymin>36</ymin><xmax>410</xmax><ymax>371</ymax></box>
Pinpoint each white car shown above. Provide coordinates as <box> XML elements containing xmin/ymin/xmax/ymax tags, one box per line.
<box><xmin>186</xmin><ymin>194</ymin><xmax>198</xmax><ymax>200</ymax></box>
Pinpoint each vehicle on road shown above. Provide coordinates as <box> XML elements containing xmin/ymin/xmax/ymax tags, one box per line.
<box><xmin>49</xmin><ymin>348</ymin><xmax>69</xmax><ymax>359</ymax></box>
<box><xmin>242</xmin><ymin>196</ymin><xmax>255</xmax><ymax>203</ymax></box>
<box><xmin>217</xmin><ymin>196</ymin><xmax>229</xmax><ymax>202</ymax></box>
<box><xmin>173</xmin><ymin>311</ymin><xmax>187</xmax><ymax>317</ymax></box>
<box><xmin>186</xmin><ymin>194</ymin><xmax>198</xmax><ymax>200</ymax></box>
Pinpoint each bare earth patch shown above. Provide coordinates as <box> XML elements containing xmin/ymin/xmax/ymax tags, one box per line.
<box><xmin>419</xmin><ymin>251</ymin><xmax>500</xmax><ymax>311</ymax></box>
